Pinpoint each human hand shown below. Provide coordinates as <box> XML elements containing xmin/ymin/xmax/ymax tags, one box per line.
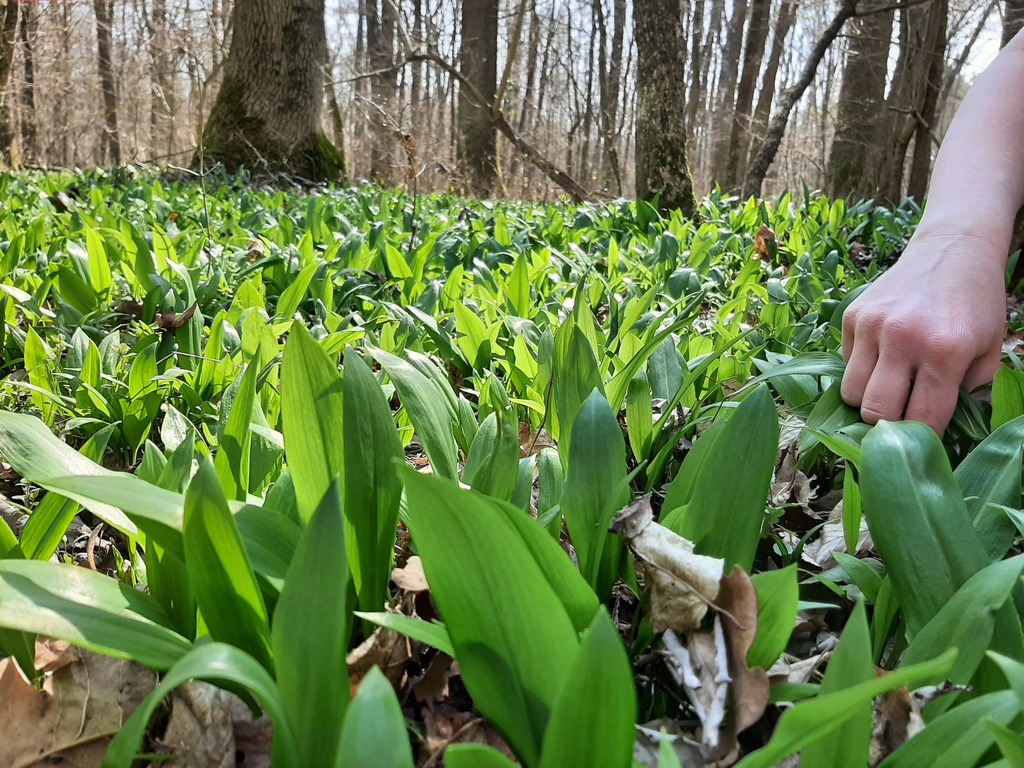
<box><xmin>840</xmin><ymin>232</ymin><xmax>1007</xmax><ymax>435</ymax></box>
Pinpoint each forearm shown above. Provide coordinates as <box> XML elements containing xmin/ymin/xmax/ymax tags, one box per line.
<box><xmin>914</xmin><ymin>31</ymin><xmax>1024</xmax><ymax>257</ymax></box>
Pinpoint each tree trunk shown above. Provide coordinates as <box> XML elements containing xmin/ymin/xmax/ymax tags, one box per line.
<box><xmin>1004</xmin><ymin>0</ymin><xmax>1024</xmax><ymax>46</ymax></box>
<box><xmin>148</xmin><ymin>0</ymin><xmax>175</xmax><ymax>159</ymax></box>
<box><xmin>685</xmin><ymin>0</ymin><xmax>706</xmax><ymax>146</ymax></box>
<box><xmin>743</xmin><ymin>0</ymin><xmax>856</xmax><ymax>198</ymax></box>
<box><xmin>93</xmin><ymin>0</ymin><xmax>120</xmax><ymax>164</ymax></box>
<box><xmin>709</xmin><ymin>0</ymin><xmax>748</xmax><ymax>184</ymax></box>
<box><xmin>906</xmin><ymin>0</ymin><xmax>947</xmax><ymax>200</ymax></box>
<box><xmin>18</xmin><ymin>3</ymin><xmax>35</xmax><ymax>165</ymax></box>
<box><xmin>199</xmin><ymin>0</ymin><xmax>343</xmax><ymax>180</ymax></box>
<box><xmin>633</xmin><ymin>0</ymin><xmax>696</xmax><ymax>215</ymax></box>
<box><xmin>725</xmin><ymin>0</ymin><xmax>772</xmax><ymax>190</ymax></box>
<box><xmin>0</xmin><ymin>0</ymin><xmax>19</xmax><ymax>166</ymax></box>
<box><xmin>826</xmin><ymin>0</ymin><xmax>894</xmax><ymax>198</ymax></box>
<box><xmin>458</xmin><ymin>0</ymin><xmax>498</xmax><ymax>195</ymax></box>
<box><xmin>365</xmin><ymin>0</ymin><xmax>396</xmax><ymax>182</ymax></box>
<box><xmin>752</xmin><ymin>0</ymin><xmax>800</xmax><ymax>142</ymax></box>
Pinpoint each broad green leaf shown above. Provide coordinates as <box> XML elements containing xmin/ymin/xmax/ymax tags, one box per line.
<box><xmin>989</xmin><ymin>721</ymin><xmax>1024</xmax><ymax>767</ymax></box>
<box><xmin>733</xmin><ymin>649</ymin><xmax>956</xmax><ymax>768</ymax></box>
<box><xmin>539</xmin><ymin>608</ymin><xmax>635</xmax><ymax>768</ymax></box>
<box><xmin>214</xmin><ymin>354</ymin><xmax>260</xmax><ymax>501</ymax></box>
<box><xmin>799</xmin><ymin>601</ymin><xmax>873</xmax><ymax>768</ymax></box>
<box><xmin>103</xmin><ymin>643</ymin><xmax>296</xmax><ymax>768</ymax></box>
<box><xmin>560</xmin><ymin>389</ymin><xmax>628</xmax><ymax>598</ymax></box>
<box><xmin>371</xmin><ymin>346</ymin><xmax>459</xmax><ymax>481</ymax></box>
<box><xmin>183</xmin><ymin>459</ymin><xmax>272</xmax><ymax>671</ymax></box>
<box><xmin>275</xmin><ymin>261</ymin><xmax>319</xmax><ymax>320</ymax></box>
<box><xmin>338</xmin><ymin>667</ymin><xmax>414</xmax><ymax>768</ymax></box>
<box><xmin>861</xmin><ymin>421</ymin><xmax>990</xmax><ymax>637</ymax></box>
<box><xmin>800</xmin><ymin>382</ymin><xmax>862</xmax><ymax>453</ymax></box>
<box><xmin>955</xmin><ymin>415</ymin><xmax>1024</xmax><ymax>559</ymax></box>
<box><xmin>343</xmin><ymin>348</ymin><xmax>404</xmax><ymax>614</ymax></box>
<box><xmin>662</xmin><ymin>385</ymin><xmax>778</xmax><ymax>571</ymax></box>
<box><xmin>235</xmin><ymin>504</ymin><xmax>301</xmax><ymax>594</ymax></box>
<box><xmin>281</xmin><ymin>323</ymin><xmax>345</xmax><ymax>523</ymax></box>
<box><xmin>462</xmin><ymin>411</ymin><xmax>520</xmax><ymax>502</ymax></box>
<box><xmin>747</xmin><ymin>565</ymin><xmax>798</xmax><ymax>670</ymax></box>
<box><xmin>902</xmin><ymin>556</ymin><xmax>1024</xmax><ymax>689</ymax></box>
<box><xmin>402</xmin><ymin>467</ymin><xmax>581</xmax><ymax>767</ymax></box>
<box><xmin>552</xmin><ymin>318</ymin><xmax>604</xmax><ymax>449</ymax></box>
<box><xmin>833</xmin><ymin>552</ymin><xmax>883</xmax><ymax>603</ymax></box>
<box><xmin>0</xmin><ymin>559</ymin><xmax>190</xmax><ymax>670</ymax></box>
<box><xmin>19</xmin><ymin>425</ymin><xmax>115</xmax><ymax>560</ymax></box>
<box><xmin>992</xmin><ymin>367</ymin><xmax>1024</xmax><ymax>430</ymax></box>
<box><xmin>272</xmin><ymin>479</ymin><xmax>349</xmax><ymax>768</ymax></box>
<box><xmin>24</xmin><ymin>326</ymin><xmax>57</xmax><ymax>424</ymax></box>
<box><xmin>444</xmin><ymin>745</ymin><xmax>518</xmax><ymax>768</ymax></box>
<box><xmin>878</xmin><ymin>690</ymin><xmax>1019</xmax><ymax>768</ymax></box>
<box><xmin>626</xmin><ymin>369</ymin><xmax>653</xmax><ymax>462</ymax></box>
<box><xmin>842</xmin><ymin>470</ymin><xmax>863</xmax><ymax>556</ymax></box>
<box><xmin>354</xmin><ymin>611</ymin><xmax>455</xmax><ymax>657</ymax></box>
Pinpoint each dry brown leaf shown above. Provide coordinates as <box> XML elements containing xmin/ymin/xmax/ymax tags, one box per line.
<box><xmin>158</xmin><ymin>682</ymin><xmax>272</xmax><ymax>768</ymax></box>
<box><xmin>753</xmin><ymin>225</ymin><xmax>776</xmax><ymax>262</ymax></box>
<box><xmin>801</xmin><ymin>504</ymin><xmax>873</xmax><ymax>570</ymax></box>
<box><xmin>870</xmin><ymin>686</ymin><xmax>923</xmax><ymax>766</ymax></box>
<box><xmin>0</xmin><ymin>646</ymin><xmax>157</xmax><ymax>768</ymax></box>
<box><xmin>612</xmin><ymin>496</ymin><xmax>724</xmax><ymax>633</ymax></box>
<box><xmin>347</xmin><ymin>626</ymin><xmax>411</xmax><ymax>692</ymax></box>
<box><xmin>517</xmin><ymin>423</ymin><xmax>555</xmax><ymax>457</ymax></box>
<box><xmin>633</xmin><ymin>719</ymin><xmax>719</xmax><ymax>768</ymax></box>
<box><xmin>392</xmin><ymin>555</ymin><xmax>429</xmax><ymax>593</ymax></box>
<box><xmin>718</xmin><ymin>568</ymin><xmax>770</xmax><ymax>735</ymax></box>
<box><xmin>414</xmin><ymin>652</ymin><xmax>454</xmax><ymax>704</ymax></box>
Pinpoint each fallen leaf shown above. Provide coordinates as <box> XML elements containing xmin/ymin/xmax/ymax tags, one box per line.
<box><xmin>612</xmin><ymin>496</ymin><xmax>724</xmax><ymax>633</ymax></box>
<box><xmin>633</xmin><ymin>719</ymin><xmax>716</xmax><ymax>767</ymax></box>
<box><xmin>158</xmin><ymin>681</ymin><xmax>273</xmax><ymax>768</ymax></box>
<box><xmin>347</xmin><ymin>626</ymin><xmax>410</xmax><ymax>693</ymax></box>
<box><xmin>662</xmin><ymin>624</ymin><xmax>730</xmax><ymax>754</ymax></box>
<box><xmin>870</xmin><ymin>685</ymin><xmax>923</xmax><ymax>765</ymax></box>
<box><xmin>392</xmin><ymin>555</ymin><xmax>429</xmax><ymax>593</ymax></box>
<box><xmin>718</xmin><ymin>568</ymin><xmax>770</xmax><ymax>735</ymax></box>
<box><xmin>414</xmin><ymin>652</ymin><xmax>454</xmax><ymax>704</ymax></box>
<box><xmin>0</xmin><ymin>645</ymin><xmax>157</xmax><ymax>768</ymax></box>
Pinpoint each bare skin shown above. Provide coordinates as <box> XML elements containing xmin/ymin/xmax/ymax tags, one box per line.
<box><xmin>841</xmin><ymin>30</ymin><xmax>1024</xmax><ymax>434</ymax></box>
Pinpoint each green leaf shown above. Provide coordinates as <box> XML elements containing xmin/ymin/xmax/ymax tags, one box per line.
<box><xmin>371</xmin><ymin>346</ymin><xmax>459</xmax><ymax>481</ymax></box>
<box><xmin>661</xmin><ymin>385</ymin><xmax>778</xmax><ymax>571</ymax></box>
<box><xmin>103</xmin><ymin>643</ymin><xmax>297</xmax><ymax>768</ymax></box>
<box><xmin>0</xmin><ymin>559</ymin><xmax>190</xmax><ymax>670</ymax></box>
<box><xmin>626</xmin><ymin>369</ymin><xmax>653</xmax><ymax>462</ymax></box>
<box><xmin>992</xmin><ymin>366</ymin><xmax>1024</xmax><ymax>430</ymax></box>
<box><xmin>539</xmin><ymin>608</ymin><xmax>635</xmax><ymax>768</ymax></box>
<box><xmin>861</xmin><ymin>421</ymin><xmax>990</xmax><ymax>637</ymax></box>
<box><xmin>989</xmin><ymin>721</ymin><xmax>1024</xmax><ymax>767</ymax></box>
<box><xmin>799</xmin><ymin>601</ymin><xmax>873</xmax><ymax>768</ymax></box>
<box><xmin>955</xmin><ymin>415</ymin><xmax>1024</xmax><ymax>559</ymax></box>
<box><xmin>747</xmin><ymin>565</ymin><xmax>799</xmax><ymax>670</ymax></box>
<box><xmin>275</xmin><ymin>262</ymin><xmax>319</xmax><ymax>320</ymax></box>
<box><xmin>444</xmin><ymin>745</ymin><xmax>519</xmax><ymax>768</ymax></box>
<box><xmin>183</xmin><ymin>458</ymin><xmax>272</xmax><ymax>671</ymax></box>
<box><xmin>878</xmin><ymin>690</ymin><xmax>1019</xmax><ymax>768</ymax></box>
<box><xmin>338</xmin><ymin>667</ymin><xmax>414</xmax><ymax>768</ymax></box>
<box><xmin>560</xmin><ymin>389</ymin><xmax>628</xmax><ymax>597</ymax></box>
<box><xmin>552</xmin><ymin>319</ymin><xmax>604</xmax><ymax>449</ymax></box>
<box><xmin>343</xmin><ymin>348</ymin><xmax>404</xmax><ymax>614</ymax></box>
<box><xmin>902</xmin><ymin>555</ymin><xmax>1024</xmax><ymax>689</ymax></box>
<box><xmin>833</xmin><ymin>552</ymin><xmax>883</xmax><ymax>603</ymax></box>
<box><xmin>272</xmin><ymin>478</ymin><xmax>349</xmax><ymax>768</ymax></box>
<box><xmin>214</xmin><ymin>354</ymin><xmax>260</xmax><ymax>501</ymax></box>
<box><xmin>354</xmin><ymin>611</ymin><xmax>455</xmax><ymax>657</ymax></box>
<box><xmin>20</xmin><ymin>425</ymin><xmax>116</xmax><ymax>560</ymax></box>
<box><xmin>402</xmin><ymin>467</ymin><xmax>582</xmax><ymax>767</ymax></box>
<box><xmin>462</xmin><ymin>411</ymin><xmax>520</xmax><ymax>502</ymax></box>
<box><xmin>733</xmin><ymin>649</ymin><xmax>957</xmax><ymax>768</ymax></box>
<box><xmin>281</xmin><ymin>324</ymin><xmax>345</xmax><ymax>523</ymax></box>
<box><xmin>800</xmin><ymin>382</ymin><xmax>862</xmax><ymax>453</ymax></box>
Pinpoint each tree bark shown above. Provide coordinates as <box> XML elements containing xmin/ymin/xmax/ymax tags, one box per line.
<box><xmin>1004</xmin><ymin>0</ymin><xmax>1024</xmax><ymax>46</ymax></box>
<box><xmin>752</xmin><ymin>0</ymin><xmax>800</xmax><ymax>142</ymax></box>
<box><xmin>458</xmin><ymin>0</ymin><xmax>499</xmax><ymax>195</ymax></box>
<box><xmin>826</xmin><ymin>0</ymin><xmax>894</xmax><ymax>198</ymax></box>
<box><xmin>93</xmin><ymin>0</ymin><xmax>120</xmax><ymax>164</ymax></box>
<box><xmin>633</xmin><ymin>0</ymin><xmax>696</xmax><ymax>215</ymax></box>
<box><xmin>0</xmin><ymin>0</ymin><xmax>19</xmax><ymax>166</ymax></box>
<box><xmin>199</xmin><ymin>0</ymin><xmax>344</xmax><ymax>180</ymax></box>
<box><xmin>743</xmin><ymin>0</ymin><xmax>856</xmax><ymax>198</ymax></box>
<box><xmin>709</xmin><ymin>0</ymin><xmax>748</xmax><ymax>184</ymax></box>
<box><xmin>725</xmin><ymin>0</ymin><xmax>772</xmax><ymax>190</ymax></box>
<box><xmin>366</xmin><ymin>0</ymin><xmax>396</xmax><ymax>182</ymax></box>
<box><xmin>18</xmin><ymin>3</ymin><xmax>35</xmax><ymax>165</ymax></box>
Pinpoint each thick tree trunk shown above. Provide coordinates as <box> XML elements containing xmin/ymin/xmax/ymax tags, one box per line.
<box><xmin>725</xmin><ymin>0</ymin><xmax>772</xmax><ymax>190</ymax></box>
<box><xmin>752</xmin><ymin>0</ymin><xmax>800</xmax><ymax>142</ymax></box>
<box><xmin>199</xmin><ymin>0</ymin><xmax>343</xmax><ymax>180</ymax></box>
<box><xmin>633</xmin><ymin>0</ymin><xmax>696</xmax><ymax>216</ymax></box>
<box><xmin>906</xmin><ymin>0</ymin><xmax>947</xmax><ymax>200</ymax></box>
<box><xmin>366</xmin><ymin>0</ymin><xmax>396</xmax><ymax>182</ymax></box>
<box><xmin>1004</xmin><ymin>0</ymin><xmax>1024</xmax><ymax>46</ymax></box>
<box><xmin>148</xmin><ymin>0</ymin><xmax>175</xmax><ymax>158</ymax></box>
<box><xmin>826</xmin><ymin>0</ymin><xmax>894</xmax><ymax>198</ymax></box>
<box><xmin>458</xmin><ymin>0</ymin><xmax>498</xmax><ymax>195</ymax></box>
<box><xmin>93</xmin><ymin>0</ymin><xmax>120</xmax><ymax>164</ymax></box>
<box><xmin>0</xmin><ymin>0</ymin><xmax>19</xmax><ymax>166</ymax></box>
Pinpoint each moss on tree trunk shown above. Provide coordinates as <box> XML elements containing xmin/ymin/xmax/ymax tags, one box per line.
<box><xmin>197</xmin><ymin>0</ymin><xmax>346</xmax><ymax>182</ymax></box>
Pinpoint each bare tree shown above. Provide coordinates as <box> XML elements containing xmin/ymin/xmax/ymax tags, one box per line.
<box><xmin>93</xmin><ymin>0</ymin><xmax>120</xmax><ymax>163</ymax></box>
<box><xmin>725</xmin><ymin>0</ymin><xmax>772</xmax><ymax>190</ymax></box>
